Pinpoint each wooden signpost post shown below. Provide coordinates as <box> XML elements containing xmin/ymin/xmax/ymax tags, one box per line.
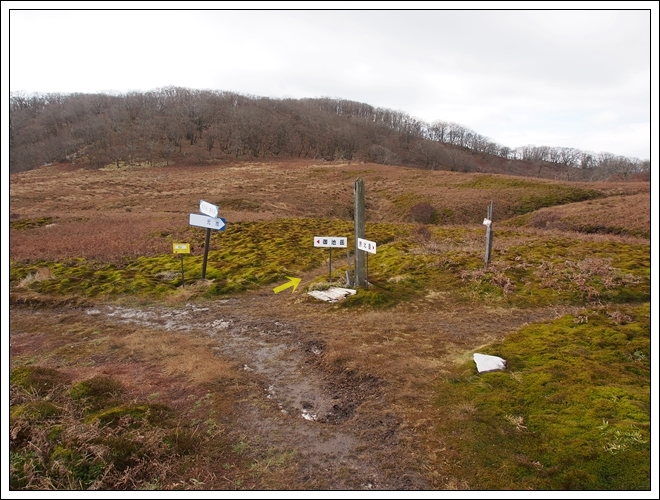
<box><xmin>352</xmin><ymin>178</ymin><xmax>380</xmax><ymax>289</ymax></box>
<box><xmin>314</xmin><ymin>236</ymin><xmax>348</xmax><ymax>280</ymax></box>
<box><xmin>189</xmin><ymin>201</ymin><xmax>226</xmax><ymax>280</ymax></box>
<box><xmin>172</xmin><ymin>243</ymin><xmax>190</xmax><ymax>285</ymax></box>
<box><xmin>354</xmin><ymin>177</ymin><xmax>366</xmax><ymax>287</ymax></box>
<box><xmin>484</xmin><ymin>201</ymin><xmax>494</xmax><ymax>269</ymax></box>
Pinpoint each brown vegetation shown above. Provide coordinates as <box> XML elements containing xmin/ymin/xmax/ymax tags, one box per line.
<box><xmin>9</xmin><ymin>159</ymin><xmax>650</xmax><ymax>491</ymax></box>
<box><xmin>9</xmin><ymin>160</ymin><xmax>650</xmax><ymax>265</ymax></box>
<box><xmin>10</xmin><ymin>89</ymin><xmax>649</xmax><ymax>181</ymax></box>
<box><xmin>522</xmin><ymin>193</ymin><xmax>650</xmax><ymax>238</ymax></box>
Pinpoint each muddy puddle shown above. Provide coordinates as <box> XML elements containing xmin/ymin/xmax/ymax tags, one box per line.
<box><xmin>88</xmin><ymin>301</ymin><xmax>429</xmax><ymax>490</ymax></box>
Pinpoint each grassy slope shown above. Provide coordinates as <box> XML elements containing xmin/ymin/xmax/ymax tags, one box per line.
<box><xmin>8</xmin><ymin>160</ymin><xmax>651</xmax><ymax>490</ymax></box>
<box><xmin>430</xmin><ymin>303</ymin><xmax>650</xmax><ymax>490</ymax></box>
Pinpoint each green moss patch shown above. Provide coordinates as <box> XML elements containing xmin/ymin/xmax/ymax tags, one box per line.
<box><xmin>85</xmin><ymin>403</ymin><xmax>173</xmax><ymax>427</ymax></box>
<box><xmin>9</xmin><ymin>369</ymin><xmax>242</xmax><ymax>490</ymax></box>
<box><xmin>10</xmin><ymin>217</ymin><xmax>55</xmax><ymax>230</ymax></box>
<box><xmin>457</xmin><ymin>175</ymin><xmax>602</xmax><ymax>216</ymax></box>
<box><xmin>512</xmin><ymin>187</ymin><xmax>601</xmax><ymax>215</ymax></box>
<box><xmin>433</xmin><ymin>303</ymin><xmax>650</xmax><ymax>490</ymax></box>
<box><xmin>9</xmin><ymin>219</ymin><xmax>398</xmax><ymax>299</ymax></box>
<box><xmin>10</xmin><ymin>366</ymin><xmax>71</xmax><ymax>396</ymax></box>
<box><xmin>70</xmin><ymin>376</ymin><xmax>125</xmax><ymax>411</ymax></box>
<box><xmin>458</xmin><ymin>236</ymin><xmax>650</xmax><ymax>307</ymax></box>
<box><xmin>9</xmin><ymin>221</ymin><xmax>649</xmax><ymax>310</ymax></box>
<box><xmin>11</xmin><ymin>401</ymin><xmax>62</xmax><ymax>422</ymax></box>
<box><xmin>458</xmin><ymin>176</ymin><xmax>549</xmax><ymax>190</ymax></box>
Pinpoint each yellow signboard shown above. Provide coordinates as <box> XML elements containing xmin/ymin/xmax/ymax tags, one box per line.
<box><xmin>173</xmin><ymin>243</ymin><xmax>190</xmax><ymax>254</ymax></box>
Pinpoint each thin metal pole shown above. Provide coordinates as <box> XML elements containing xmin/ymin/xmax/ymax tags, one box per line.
<box><xmin>181</xmin><ymin>254</ymin><xmax>185</xmax><ymax>286</ymax></box>
<box><xmin>365</xmin><ymin>252</ymin><xmax>369</xmax><ymax>290</ymax></box>
<box><xmin>329</xmin><ymin>248</ymin><xmax>332</xmax><ymax>281</ymax></box>
<box><xmin>347</xmin><ymin>249</ymin><xmax>352</xmax><ymax>286</ymax></box>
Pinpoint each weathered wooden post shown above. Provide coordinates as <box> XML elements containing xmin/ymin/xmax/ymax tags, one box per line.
<box><xmin>354</xmin><ymin>177</ymin><xmax>366</xmax><ymax>288</ymax></box>
<box><xmin>484</xmin><ymin>201</ymin><xmax>494</xmax><ymax>269</ymax></box>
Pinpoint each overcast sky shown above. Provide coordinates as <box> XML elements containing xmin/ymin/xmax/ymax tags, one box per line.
<box><xmin>4</xmin><ymin>2</ymin><xmax>656</xmax><ymax>160</ymax></box>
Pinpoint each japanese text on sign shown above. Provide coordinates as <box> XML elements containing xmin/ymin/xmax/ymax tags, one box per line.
<box><xmin>172</xmin><ymin>243</ymin><xmax>191</xmax><ymax>254</ymax></box>
<box><xmin>189</xmin><ymin>213</ymin><xmax>226</xmax><ymax>231</ymax></box>
<box><xmin>357</xmin><ymin>237</ymin><xmax>377</xmax><ymax>254</ymax></box>
<box><xmin>314</xmin><ymin>236</ymin><xmax>347</xmax><ymax>248</ymax></box>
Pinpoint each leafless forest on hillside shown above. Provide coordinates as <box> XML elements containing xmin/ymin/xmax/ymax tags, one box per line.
<box><xmin>9</xmin><ymin>88</ymin><xmax>649</xmax><ymax>181</ymax></box>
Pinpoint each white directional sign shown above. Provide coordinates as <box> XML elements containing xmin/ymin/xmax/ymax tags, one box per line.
<box><xmin>199</xmin><ymin>200</ymin><xmax>219</xmax><ymax>218</ymax></box>
<box><xmin>357</xmin><ymin>237</ymin><xmax>377</xmax><ymax>254</ymax></box>
<box><xmin>314</xmin><ymin>236</ymin><xmax>348</xmax><ymax>248</ymax></box>
<box><xmin>189</xmin><ymin>213</ymin><xmax>226</xmax><ymax>231</ymax></box>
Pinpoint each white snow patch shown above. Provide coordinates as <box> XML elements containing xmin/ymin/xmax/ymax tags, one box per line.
<box><xmin>473</xmin><ymin>353</ymin><xmax>507</xmax><ymax>373</ymax></box>
<box><xmin>209</xmin><ymin>319</ymin><xmax>232</xmax><ymax>330</ymax></box>
<box><xmin>307</xmin><ymin>287</ymin><xmax>357</xmax><ymax>303</ymax></box>
<box><xmin>301</xmin><ymin>408</ymin><xmax>317</xmax><ymax>421</ymax></box>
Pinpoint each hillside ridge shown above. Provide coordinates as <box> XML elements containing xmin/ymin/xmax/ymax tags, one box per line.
<box><xmin>9</xmin><ymin>89</ymin><xmax>650</xmax><ymax>181</ymax></box>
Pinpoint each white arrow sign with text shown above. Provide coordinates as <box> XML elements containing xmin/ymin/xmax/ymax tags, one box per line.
<box><xmin>314</xmin><ymin>236</ymin><xmax>348</xmax><ymax>248</ymax></box>
<box><xmin>357</xmin><ymin>237</ymin><xmax>377</xmax><ymax>254</ymax></box>
<box><xmin>189</xmin><ymin>213</ymin><xmax>226</xmax><ymax>231</ymax></box>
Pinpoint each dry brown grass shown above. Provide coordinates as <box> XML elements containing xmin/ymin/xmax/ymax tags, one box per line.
<box><xmin>9</xmin><ymin>159</ymin><xmax>651</xmax><ymax>491</ymax></box>
<box><xmin>524</xmin><ymin>193</ymin><xmax>650</xmax><ymax>237</ymax></box>
<box><xmin>161</xmin><ymin>281</ymin><xmax>214</xmax><ymax>306</ymax></box>
<box><xmin>17</xmin><ymin>267</ymin><xmax>55</xmax><ymax>287</ymax></box>
<box><xmin>9</xmin><ymin>309</ymin><xmax>255</xmax><ymax>490</ymax></box>
<box><xmin>121</xmin><ymin>328</ymin><xmax>236</xmax><ymax>385</ymax></box>
<box><xmin>10</xmin><ymin>214</ymin><xmax>182</xmax><ymax>263</ymax></box>
<box><xmin>10</xmin><ymin>160</ymin><xmax>649</xmax><ymax>265</ymax></box>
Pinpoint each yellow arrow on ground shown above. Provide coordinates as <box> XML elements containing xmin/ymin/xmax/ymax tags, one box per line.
<box><xmin>273</xmin><ymin>276</ymin><xmax>301</xmax><ymax>294</ymax></box>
